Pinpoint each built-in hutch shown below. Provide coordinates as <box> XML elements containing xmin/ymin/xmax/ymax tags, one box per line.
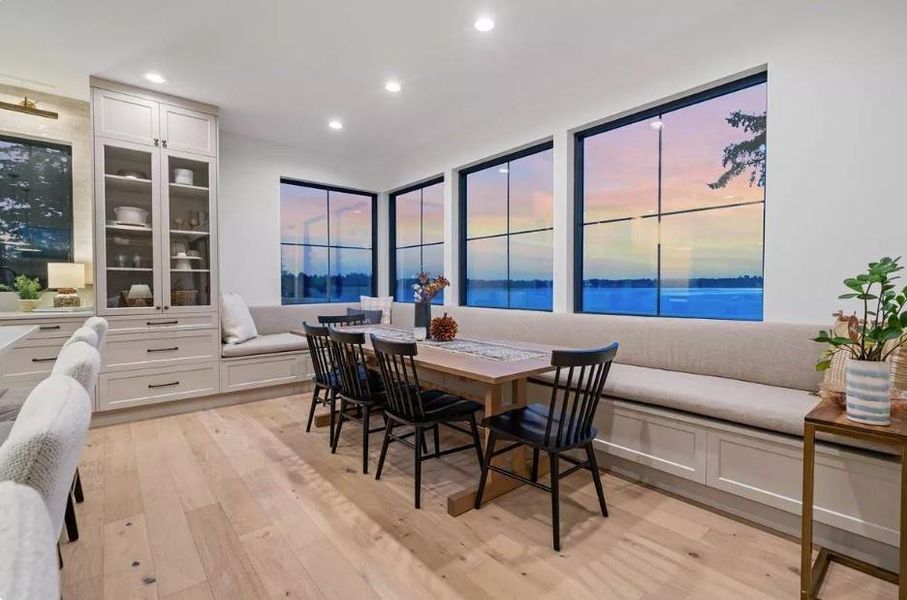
<box><xmin>90</xmin><ymin>79</ymin><xmax>221</xmax><ymax>411</ymax></box>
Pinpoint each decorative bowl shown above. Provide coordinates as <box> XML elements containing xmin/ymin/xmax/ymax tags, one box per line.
<box><xmin>171</xmin><ymin>290</ymin><xmax>198</xmax><ymax>306</ymax></box>
<box><xmin>115</xmin><ymin>169</ymin><xmax>148</xmax><ymax>179</ymax></box>
<box><xmin>173</xmin><ymin>168</ymin><xmax>194</xmax><ymax>186</ymax></box>
<box><xmin>114</xmin><ymin>206</ymin><xmax>149</xmax><ymax>226</ymax></box>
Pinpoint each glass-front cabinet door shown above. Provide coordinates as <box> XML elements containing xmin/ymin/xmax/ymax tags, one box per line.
<box><xmin>95</xmin><ymin>139</ymin><xmax>162</xmax><ymax>314</ymax></box>
<box><xmin>161</xmin><ymin>151</ymin><xmax>216</xmax><ymax>313</ymax></box>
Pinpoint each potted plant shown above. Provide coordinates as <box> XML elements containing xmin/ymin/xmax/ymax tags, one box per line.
<box><xmin>814</xmin><ymin>257</ymin><xmax>907</xmax><ymax>425</ymax></box>
<box><xmin>412</xmin><ymin>273</ymin><xmax>449</xmax><ymax>338</ymax></box>
<box><xmin>0</xmin><ymin>283</ymin><xmax>17</xmax><ymax>312</ymax></box>
<box><xmin>13</xmin><ymin>275</ymin><xmax>43</xmax><ymax>312</ymax></box>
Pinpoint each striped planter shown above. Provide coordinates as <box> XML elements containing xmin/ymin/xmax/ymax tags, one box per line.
<box><xmin>845</xmin><ymin>359</ymin><xmax>892</xmax><ymax>426</ymax></box>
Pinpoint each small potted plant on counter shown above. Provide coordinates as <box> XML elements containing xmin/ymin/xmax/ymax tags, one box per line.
<box><xmin>412</xmin><ymin>273</ymin><xmax>449</xmax><ymax>338</ymax></box>
<box><xmin>814</xmin><ymin>256</ymin><xmax>907</xmax><ymax>425</ymax></box>
<box><xmin>13</xmin><ymin>274</ymin><xmax>43</xmax><ymax>312</ymax></box>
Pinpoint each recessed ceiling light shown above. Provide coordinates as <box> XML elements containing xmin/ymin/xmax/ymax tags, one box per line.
<box><xmin>649</xmin><ymin>120</ymin><xmax>664</xmax><ymax>130</ymax></box>
<box><xmin>143</xmin><ymin>72</ymin><xmax>166</xmax><ymax>84</ymax></box>
<box><xmin>498</xmin><ymin>167</ymin><xmax>509</xmax><ymax>174</ymax></box>
<box><xmin>328</xmin><ymin>120</ymin><xmax>343</xmax><ymax>130</ymax></box>
<box><xmin>474</xmin><ymin>16</ymin><xmax>495</xmax><ymax>32</ymax></box>
<box><xmin>384</xmin><ymin>80</ymin><xmax>402</xmax><ymax>93</ymax></box>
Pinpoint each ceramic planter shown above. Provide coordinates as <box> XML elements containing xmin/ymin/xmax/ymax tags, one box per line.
<box><xmin>18</xmin><ymin>298</ymin><xmax>40</xmax><ymax>313</ymax></box>
<box><xmin>845</xmin><ymin>359</ymin><xmax>892</xmax><ymax>425</ymax></box>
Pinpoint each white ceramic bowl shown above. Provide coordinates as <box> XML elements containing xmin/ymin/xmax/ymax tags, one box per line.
<box><xmin>173</xmin><ymin>168</ymin><xmax>194</xmax><ymax>186</ymax></box>
<box><xmin>114</xmin><ymin>206</ymin><xmax>149</xmax><ymax>225</ymax></box>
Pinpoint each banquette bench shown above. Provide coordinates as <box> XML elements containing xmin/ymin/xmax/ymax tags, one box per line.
<box><xmin>390</xmin><ymin>303</ymin><xmax>901</xmax><ymax>568</ymax></box>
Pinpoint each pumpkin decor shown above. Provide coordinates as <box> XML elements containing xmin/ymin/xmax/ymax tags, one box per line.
<box><xmin>430</xmin><ymin>312</ymin><xmax>458</xmax><ymax>342</ymax></box>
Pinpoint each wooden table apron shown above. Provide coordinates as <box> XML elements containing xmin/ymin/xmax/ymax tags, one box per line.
<box><xmin>800</xmin><ymin>400</ymin><xmax>907</xmax><ymax>600</ymax></box>
<box><xmin>303</xmin><ymin>326</ymin><xmax>557</xmax><ymax>517</ymax></box>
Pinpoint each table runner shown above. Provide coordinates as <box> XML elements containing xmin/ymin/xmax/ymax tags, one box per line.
<box><xmin>344</xmin><ymin>326</ymin><xmax>549</xmax><ymax>363</ymax></box>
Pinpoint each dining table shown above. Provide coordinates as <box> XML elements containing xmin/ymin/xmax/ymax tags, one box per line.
<box><xmin>294</xmin><ymin>323</ymin><xmax>559</xmax><ymax>516</ymax></box>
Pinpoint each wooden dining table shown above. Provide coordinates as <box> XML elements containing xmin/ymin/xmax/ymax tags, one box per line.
<box><xmin>294</xmin><ymin>324</ymin><xmax>558</xmax><ymax>516</ymax></box>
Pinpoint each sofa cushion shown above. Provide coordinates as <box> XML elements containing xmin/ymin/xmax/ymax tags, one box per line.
<box><xmin>347</xmin><ymin>307</ymin><xmax>383</xmax><ymax>324</ymax></box>
<box><xmin>531</xmin><ymin>363</ymin><xmax>818</xmax><ymax>437</ymax></box>
<box><xmin>221</xmin><ymin>333</ymin><xmax>308</xmax><ymax>358</ymax></box>
<box><xmin>221</xmin><ymin>293</ymin><xmax>259</xmax><ymax>344</ymax></box>
<box><xmin>248</xmin><ymin>304</ymin><xmax>359</xmax><ymax>335</ymax></box>
<box><xmin>361</xmin><ymin>296</ymin><xmax>392</xmax><ymax>324</ymax></box>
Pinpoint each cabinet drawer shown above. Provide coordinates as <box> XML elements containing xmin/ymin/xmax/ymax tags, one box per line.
<box><xmin>5</xmin><ymin>318</ymin><xmax>88</xmax><ymax>341</ymax></box>
<box><xmin>1</xmin><ymin>343</ymin><xmax>64</xmax><ymax>378</ymax></box>
<box><xmin>103</xmin><ymin>329</ymin><xmax>219</xmax><ymax>371</ymax></box>
<box><xmin>98</xmin><ymin>363</ymin><xmax>219</xmax><ymax>412</ymax></box>
<box><xmin>108</xmin><ymin>313</ymin><xmax>217</xmax><ymax>334</ymax></box>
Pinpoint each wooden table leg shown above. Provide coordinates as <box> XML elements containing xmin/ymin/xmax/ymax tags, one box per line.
<box><xmin>801</xmin><ymin>423</ymin><xmax>816</xmax><ymax>599</ymax></box>
<box><xmin>900</xmin><ymin>445</ymin><xmax>907</xmax><ymax>600</ymax></box>
<box><xmin>447</xmin><ymin>379</ymin><xmax>533</xmax><ymax>516</ymax></box>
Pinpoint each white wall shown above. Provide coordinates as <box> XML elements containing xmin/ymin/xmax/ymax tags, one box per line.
<box><xmin>218</xmin><ymin>132</ymin><xmax>384</xmax><ymax>305</ymax></box>
<box><xmin>220</xmin><ymin>1</ymin><xmax>907</xmax><ymax>322</ymax></box>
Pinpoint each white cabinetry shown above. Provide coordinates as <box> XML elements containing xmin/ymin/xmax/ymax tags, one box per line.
<box><xmin>91</xmin><ymin>79</ymin><xmax>221</xmax><ymax>412</ymax></box>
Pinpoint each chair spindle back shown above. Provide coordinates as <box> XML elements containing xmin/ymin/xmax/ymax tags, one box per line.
<box><xmin>328</xmin><ymin>329</ymin><xmax>374</xmax><ymax>401</ymax></box>
<box><xmin>317</xmin><ymin>314</ymin><xmax>366</xmax><ymax>327</ymax></box>
<box><xmin>370</xmin><ymin>334</ymin><xmax>424</xmax><ymax>421</ymax></box>
<box><xmin>302</xmin><ymin>322</ymin><xmax>335</xmax><ymax>386</ymax></box>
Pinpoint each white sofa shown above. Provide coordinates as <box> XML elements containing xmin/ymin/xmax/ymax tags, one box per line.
<box><xmin>390</xmin><ymin>303</ymin><xmax>900</xmax><ymax>567</ymax></box>
<box><xmin>219</xmin><ymin>303</ymin><xmax>360</xmax><ymax>392</ymax></box>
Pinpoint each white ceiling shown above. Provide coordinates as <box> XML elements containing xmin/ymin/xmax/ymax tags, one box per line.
<box><xmin>2</xmin><ymin>0</ymin><xmax>780</xmax><ymax>187</ymax></box>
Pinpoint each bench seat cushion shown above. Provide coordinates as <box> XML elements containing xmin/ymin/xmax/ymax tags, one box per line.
<box><xmin>222</xmin><ymin>333</ymin><xmax>308</xmax><ymax>358</ymax></box>
<box><xmin>532</xmin><ymin>363</ymin><xmax>818</xmax><ymax>437</ymax></box>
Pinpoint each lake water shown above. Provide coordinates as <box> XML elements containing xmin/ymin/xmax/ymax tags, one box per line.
<box><xmin>466</xmin><ymin>285</ymin><xmax>763</xmax><ymax>320</ymax></box>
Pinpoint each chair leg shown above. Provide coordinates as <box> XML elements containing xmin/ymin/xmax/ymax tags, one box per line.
<box><xmin>375</xmin><ymin>422</ymin><xmax>393</xmax><ymax>480</ymax></box>
<box><xmin>305</xmin><ymin>386</ymin><xmax>321</xmax><ymax>433</ymax></box>
<box><xmin>549</xmin><ymin>452</ymin><xmax>560</xmax><ymax>552</ymax></box>
<box><xmin>585</xmin><ymin>443</ymin><xmax>608</xmax><ymax>517</ymax></box>
<box><xmin>361</xmin><ymin>404</ymin><xmax>371</xmax><ymax>474</ymax></box>
<box><xmin>73</xmin><ymin>468</ymin><xmax>84</xmax><ymax>503</ymax></box>
<box><xmin>433</xmin><ymin>424</ymin><xmax>441</xmax><ymax>458</ymax></box>
<box><xmin>64</xmin><ymin>493</ymin><xmax>79</xmax><ymax>542</ymax></box>
<box><xmin>328</xmin><ymin>390</ymin><xmax>337</xmax><ymax>448</ymax></box>
<box><xmin>58</xmin><ymin>543</ymin><xmax>63</xmax><ymax>569</ymax></box>
<box><xmin>530</xmin><ymin>448</ymin><xmax>540</xmax><ymax>483</ymax></box>
<box><xmin>331</xmin><ymin>399</ymin><xmax>346</xmax><ymax>454</ymax></box>
<box><xmin>414</xmin><ymin>426</ymin><xmax>423</xmax><ymax>509</ymax></box>
<box><xmin>468</xmin><ymin>414</ymin><xmax>483</xmax><ymax>464</ymax></box>
<box><xmin>474</xmin><ymin>431</ymin><xmax>497</xmax><ymax>509</ymax></box>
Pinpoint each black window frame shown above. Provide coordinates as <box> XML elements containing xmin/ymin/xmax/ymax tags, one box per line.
<box><xmin>458</xmin><ymin>140</ymin><xmax>555</xmax><ymax>311</ymax></box>
<box><xmin>279</xmin><ymin>177</ymin><xmax>378</xmax><ymax>304</ymax></box>
<box><xmin>573</xmin><ymin>71</ymin><xmax>767</xmax><ymax>319</ymax></box>
<box><xmin>388</xmin><ymin>175</ymin><xmax>445</xmax><ymax>303</ymax></box>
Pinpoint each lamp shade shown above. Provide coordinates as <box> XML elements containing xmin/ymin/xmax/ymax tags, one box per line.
<box><xmin>47</xmin><ymin>263</ymin><xmax>85</xmax><ymax>290</ymax></box>
<box><xmin>128</xmin><ymin>284</ymin><xmax>152</xmax><ymax>299</ymax></box>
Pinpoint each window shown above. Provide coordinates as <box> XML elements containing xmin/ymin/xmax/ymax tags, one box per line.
<box><xmin>460</xmin><ymin>142</ymin><xmax>554</xmax><ymax>310</ymax></box>
<box><xmin>280</xmin><ymin>179</ymin><xmax>376</xmax><ymax>304</ymax></box>
<box><xmin>0</xmin><ymin>135</ymin><xmax>73</xmax><ymax>288</ymax></box>
<box><xmin>389</xmin><ymin>177</ymin><xmax>444</xmax><ymax>303</ymax></box>
<box><xmin>576</xmin><ymin>73</ymin><xmax>766</xmax><ymax>320</ymax></box>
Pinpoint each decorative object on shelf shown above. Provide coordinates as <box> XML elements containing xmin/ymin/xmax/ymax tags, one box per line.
<box><xmin>173</xmin><ymin>168</ymin><xmax>194</xmax><ymax>185</ymax></box>
<box><xmin>115</xmin><ymin>169</ymin><xmax>147</xmax><ymax>180</ymax></box>
<box><xmin>412</xmin><ymin>273</ymin><xmax>449</xmax><ymax>338</ymax></box>
<box><xmin>172</xmin><ymin>254</ymin><xmax>201</xmax><ymax>270</ymax></box>
<box><xmin>121</xmin><ymin>284</ymin><xmax>153</xmax><ymax>308</ymax></box>
<box><xmin>12</xmin><ymin>275</ymin><xmax>43</xmax><ymax>312</ymax></box>
<box><xmin>131</xmin><ymin>254</ymin><xmax>143</xmax><ymax>268</ymax></box>
<box><xmin>172</xmin><ymin>217</ymin><xmax>187</xmax><ymax>229</ymax></box>
<box><xmin>47</xmin><ymin>263</ymin><xmax>84</xmax><ymax>308</ymax></box>
<box><xmin>430</xmin><ymin>312</ymin><xmax>458</xmax><ymax>342</ymax></box>
<box><xmin>814</xmin><ymin>256</ymin><xmax>907</xmax><ymax>425</ymax></box>
<box><xmin>113</xmin><ymin>206</ymin><xmax>149</xmax><ymax>226</ymax></box>
<box><xmin>171</xmin><ymin>241</ymin><xmax>187</xmax><ymax>256</ymax></box>
<box><xmin>189</xmin><ymin>211</ymin><xmax>202</xmax><ymax>231</ymax></box>
<box><xmin>115</xmin><ymin>254</ymin><xmax>128</xmax><ymax>268</ymax></box>
<box><xmin>171</xmin><ymin>289</ymin><xmax>199</xmax><ymax>306</ymax></box>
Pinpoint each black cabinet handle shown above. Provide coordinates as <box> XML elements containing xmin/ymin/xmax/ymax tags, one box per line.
<box><xmin>162</xmin><ymin>140</ymin><xmax>168</xmax><ymax>148</ymax></box>
<box><xmin>31</xmin><ymin>357</ymin><xmax>57</xmax><ymax>363</ymax></box>
<box><xmin>147</xmin><ymin>346</ymin><xmax>179</xmax><ymax>353</ymax></box>
<box><xmin>153</xmin><ymin>138</ymin><xmax>160</xmax><ymax>147</ymax></box>
<box><xmin>148</xmin><ymin>381</ymin><xmax>180</xmax><ymax>389</ymax></box>
<box><xmin>147</xmin><ymin>320</ymin><xmax>179</xmax><ymax>326</ymax></box>
<box><xmin>38</xmin><ymin>325</ymin><xmax>61</xmax><ymax>331</ymax></box>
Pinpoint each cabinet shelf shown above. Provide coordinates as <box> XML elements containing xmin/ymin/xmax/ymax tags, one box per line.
<box><xmin>105</xmin><ymin>173</ymin><xmax>153</xmax><ymax>192</ymax></box>
<box><xmin>169</xmin><ymin>183</ymin><xmax>209</xmax><ymax>198</ymax></box>
<box><xmin>106</xmin><ymin>223</ymin><xmax>153</xmax><ymax>233</ymax></box>
<box><xmin>107</xmin><ymin>267</ymin><xmax>153</xmax><ymax>272</ymax></box>
<box><xmin>171</xmin><ymin>268</ymin><xmax>210</xmax><ymax>273</ymax></box>
<box><xmin>169</xmin><ymin>229</ymin><xmax>210</xmax><ymax>238</ymax></box>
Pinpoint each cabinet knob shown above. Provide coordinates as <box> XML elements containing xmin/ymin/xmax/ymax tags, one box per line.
<box><xmin>164</xmin><ymin>305</ymin><xmax>170</xmax><ymax>310</ymax></box>
<box><xmin>153</xmin><ymin>138</ymin><xmax>160</xmax><ymax>147</ymax></box>
<box><xmin>155</xmin><ymin>306</ymin><xmax>161</xmax><ymax>310</ymax></box>
<box><xmin>162</xmin><ymin>139</ymin><xmax>168</xmax><ymax>148</ymax></box>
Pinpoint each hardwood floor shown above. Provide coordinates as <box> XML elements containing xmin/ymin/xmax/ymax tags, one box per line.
<box><xmin>61</xmin><ymin>394</ymin><xmax>897</xmax><ymax>599</ymax></box>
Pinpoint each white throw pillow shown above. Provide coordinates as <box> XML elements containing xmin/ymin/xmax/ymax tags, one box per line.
<box><xmin>221</xmin><ymin>293</ymin><xmax>259</xmax><ymax>344</ymax></box>
<box><xmin>360</xmin><ymin>295</ymin><xmax>392</xmax><ymax>324</ymax></box>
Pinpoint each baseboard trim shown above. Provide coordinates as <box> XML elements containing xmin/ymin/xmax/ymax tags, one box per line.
<box><xmin>89</xmin><ymin>380</ymin><xmax>313</xmax><ymax>428</ymax></box>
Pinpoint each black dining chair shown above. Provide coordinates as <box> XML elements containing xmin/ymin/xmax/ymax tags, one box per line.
<box><xmin>474</xmin><ymin>343</ymin><xmax>618</xmax><ymax>551</ymax></box>
<box><xmin>301</xmin><ymin>322</ymin><xmax>341</xmax><ymax>443</ymax></box>
<box><xmin>370</xmin><ymin>335</ymin><xmax>484</xmax><ymax>509</ymax></box>
<box><xmin>318</xmin><ymin>314</ymin><xmax>366</xmax><ymax>327</ymax></box>
<box><xmin>328</xmin><ymin>328</ymin><xmax>386</xmax><ymax>474</ymax></box>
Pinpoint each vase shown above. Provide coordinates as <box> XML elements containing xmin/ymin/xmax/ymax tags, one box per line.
<box><xmin>18</xmin><ymin>299</ymin><xmax>40</xmax><ymax>313</ymax></box>
<box><xmin>845</xmin><ymin>359</ymin><xmax>892</xmax><ymax>425</ymax></box>
<box><xmin>414</xmin><ymin>302</ymin><xmax>432</xmax><ymax>338</ymax></box>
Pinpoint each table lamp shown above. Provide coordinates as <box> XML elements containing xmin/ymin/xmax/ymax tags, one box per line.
<box><xmin>48</xmin><ymin>263</ymin><xmax>85</xmax><ymax>308</ymax></box>
<box><xmin>127</xmin><ymin>284</ymin><xmax>153</xmax><ymax>307</ymax></box>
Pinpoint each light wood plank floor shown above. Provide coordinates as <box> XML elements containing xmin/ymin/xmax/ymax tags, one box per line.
<box><xmin>61</xmin><ymin>394</ymin><xmax>897</xmax><ymax>599</ymax></box>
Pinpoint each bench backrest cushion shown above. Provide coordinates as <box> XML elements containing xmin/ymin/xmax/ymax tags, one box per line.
<box><xmin>249</xmin><ymin>303</ymin><xmax>360</xmax><ymax>335</ymax></box>
<box><xmin>391</xmin><ymin>304</ymin><xmax>823</xmax><ymax>391</ymax></box>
